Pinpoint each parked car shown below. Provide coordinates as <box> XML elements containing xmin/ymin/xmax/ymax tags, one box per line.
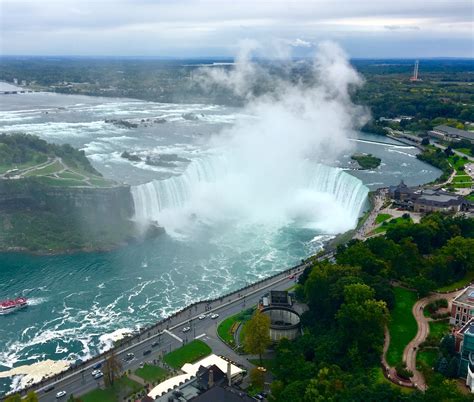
<box><xmin>55</xmin><ymin>390</ymin><xmax>67</xmax><ymax>398</ymax></box>
<box><xmin>182</xmin><ymin>326</ymin><xmax>191</xmax><ymax>332</ymax></box>
<box><xmin>143</xmin><ymin>349</ymin><xmax>152</xmax><ymax>356</ymax></box>
<box><xmin>210</xmin><ymin>313</ymin><xmax>219</xmax><ymax>319</ymax></box>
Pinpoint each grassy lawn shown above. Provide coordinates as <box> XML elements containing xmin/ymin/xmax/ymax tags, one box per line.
<box><xmin>135</xmin><ymin>364</ymin><xmax>169</xmax><ymax>383</ymax></box>
<box><xmin>467</xmin><ymin>194</ymin><xmax>474</xmax><ymax>202</ymax></box>
<box><xmin>24</xmin><ymin>160</ymin><xmax>62</xmax><ymax>176</ymax></box>
<box><xmin>455</xmin><ymin>148</ymin><xmax>473</xmax><ymax>156</ymax></box>
<box><xmin>448</xmin><ymin>155</ymin><xmax>468</xmax><ymax>172</ymax></box>
<box><xmin>217</xmin><ymin>307</ymin><xmax>254</xmax><ymax>347</ymax></box>
<box><xmin>428</xmin><ymin>320</ymin><xmax>450</xmax><ymax>343</ymax></box>
<box><xmin>386</xmin><ymin>287</ymin><xmax>418</xmax><ymax>366</ymax></box>
<box><xmin>416</xmin><ymin>349</ymin><xmax>441</xmax><ymax>387</ymax></box>
<box><xmin>0</xmin><ymin>158</ymin><xmax>47</xmax><ymax>174</ymax></box>
<box><xmin>163</xmin><ymin>340</ymin><xmax>211</xmax><ymax>369</ymax></box>
<box><xmin>417</xmin><ymin>348</ymin><xmax>439</xmax><ymax>368</ymax></box>
<box><xmin>57</xmin><ymin>170</ymin><xmax>85</xmax><ymax>180</ymax></box>
<box><xmin>436</xmin><ymin>271</ymin><xmax>474</xmax><ymax>292</ymax></box>
<box><xmin>90</xmin><ymin>177</ymin><xmax>116</xmax><ymax>187</ymax></box>
<box><xmin>373</xmin><ymin>216</ymin><xmax>412</xmax><ymax>234</ymax></box>
<box><xmin>36</xmin><ymin>176</ymin><xmax>84</xmax><ymax>187</ymax></box>
<box><xmin>452</xmin><ymin>174</ymin><xmax>472</xmax><ymax>183</ymax></box>
<box><xmin>82</xmin><ymin>375</ymin><xmax>143</xmax><ymax>402</ymax></box>
<box><xmin>375</xmin><ymin>213</ymin><xmax>392</xmax><ymax>224</ymax></box>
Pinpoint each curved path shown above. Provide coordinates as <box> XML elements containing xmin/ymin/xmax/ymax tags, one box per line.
<box><xmin>403</xmin><ymin>289</ymin><xmax>460</xmax><ymax>391</ymax></box>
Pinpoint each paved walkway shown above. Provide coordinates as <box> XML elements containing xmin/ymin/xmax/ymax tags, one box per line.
<box><xmin>354</xmin><ymin>188</ymin><xmax>387</xmax><ymax>240</ymax></box>
<box><xmin>403</xmin><ymin>289</ymin><xmax>461</xmax><ymax>391</ymax></box>
<box><xmin>382</xmin><ymin>288</ymin><xmax>461</xmax><ymax>391</ymax></box>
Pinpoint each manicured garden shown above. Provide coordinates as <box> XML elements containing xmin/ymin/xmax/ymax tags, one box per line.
<box><xmin>428</xmin><ymin>320</ymin><xmax>450</xmax><ymax>343</ymax></box>
<box><xmin>375</xmin><ymin>213</ymin><xmax>392</xmax><ymax>224</ymax></box>
<box><xmin>217</xmin><ymin>307</ymin><xmax>254</xmax><ymax>347</ymax></box>
<box><xmin>386</xmin><ymin>287</ymin><xmax>418</xmax><ymax>366</ymax></box>
<box><xmin>82</xmin><ymin>375</ymin><xmax>143</xmax><ymax>402</ymax></box>
<box><xmin>373</xmin><ymin>215</ymin><xmax>412</xmax><ymax>234</ymax></box>
<box><xmin>163</xmin><ymin>340</ymin><xmax>211</xmax><ymax>369</ymax></box>
<box><xmin>135</xmin><ymin>364</ymin><xmax>169</xmax><ymax>382</ymax></box>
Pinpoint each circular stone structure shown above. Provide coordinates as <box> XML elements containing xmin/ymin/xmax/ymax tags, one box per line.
<box><xmin>261</xmin><ymin>306</ymin><xmax>301</xmax><ymax>341</ymax></box>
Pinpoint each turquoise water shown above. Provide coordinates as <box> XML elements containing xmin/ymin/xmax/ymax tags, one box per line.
<box><xmin>0</xmin><ymin>91</ymin><xmax>440</xmax><ymax>394</ymax></box>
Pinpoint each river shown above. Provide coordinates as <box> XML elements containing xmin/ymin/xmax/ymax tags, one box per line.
<box><xmin>0</xmin><ymin>88</ymin><xmax>440</xmax><ymax>394</ymax></box>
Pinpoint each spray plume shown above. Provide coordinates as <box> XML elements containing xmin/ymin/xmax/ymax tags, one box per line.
<box><xmin>132</xmin><ymin>41</ymin><xmax>369</xmax><ymax>236</ymax></box>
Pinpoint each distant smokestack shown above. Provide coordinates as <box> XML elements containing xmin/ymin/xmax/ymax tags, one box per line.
<box><xmin>208</xmin><ymin>369</ymin><xmax>214</xmax><ymax>388</ymax></box>
<box><xmin>227</xmin><ymin>361</ymin><xmax>232</xmax><ymax>386</ymax></box>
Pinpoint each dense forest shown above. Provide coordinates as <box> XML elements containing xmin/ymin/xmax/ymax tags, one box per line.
<box><xmin>269</xmin><ymin>213</ymin><xmax>474</xmax><ymax>402</ymax></box>
<box><xmin>1</xmin><ymin>57</ymin><xmax>473</xmax><ymax>127</ymax></box>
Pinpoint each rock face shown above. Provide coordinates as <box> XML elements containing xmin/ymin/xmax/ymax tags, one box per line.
<box><xmin>0</xmin><ymin>179</ymin><xmax>144</xmax><ymax>253</ymax></box>
<box><xmin>0</xmin><ymin>179</ymin><xmax>133</xmax><ymax>218</ymax></box>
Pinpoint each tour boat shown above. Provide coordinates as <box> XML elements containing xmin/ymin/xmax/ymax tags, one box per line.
<box><xmin>0</xmin><ymin>297</ymin><xmax>28</xmax><ymax>314</ymax></box>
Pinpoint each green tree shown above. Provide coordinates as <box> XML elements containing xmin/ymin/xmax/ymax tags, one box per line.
<box><xmin>103</xmin><ymin>349</ymin><xmax>122</xmax><ymax>387</ymax></box>
<box><xmin>243</xmin><ymin>310</ymin><xmax>271</xmax><ymax>364</ymax></box>
<box><xmin>336</xmin><ymin>284</ymin><xmax>389</xmax><ymax>365</ymax></box>
<box><xmin>249</xmin><ymin>367</ymin><xmax>265</xmax><ymax>390</ymax></box>
<box><xmin>24</xmin><ymin>391</ymin><xmax>39</xmax><ymax>402</ymax></box>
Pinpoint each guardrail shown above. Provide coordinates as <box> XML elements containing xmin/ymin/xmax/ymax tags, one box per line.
<box><xmin>4</xmin><ymin>253</ymin><xmax>329</xmax><ymax>399</ymax></box>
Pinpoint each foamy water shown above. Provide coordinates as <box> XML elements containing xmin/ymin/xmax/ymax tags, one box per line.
<box><xmin>0</xmin><ymin>91</ymin><xmax>441</xmax><ymax>395</ymax></box>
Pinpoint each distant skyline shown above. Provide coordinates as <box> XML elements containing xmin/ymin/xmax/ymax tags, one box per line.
<box><xmin>0</xmin><ymin>0</ymin><xmax>473</xmax><ymax>58</ymax></box>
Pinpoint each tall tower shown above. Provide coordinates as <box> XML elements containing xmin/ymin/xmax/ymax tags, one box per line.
<box><xmin>410</xmin><ymin>60</ymin><xmax>420</xmax><ymax>81</ymax></box>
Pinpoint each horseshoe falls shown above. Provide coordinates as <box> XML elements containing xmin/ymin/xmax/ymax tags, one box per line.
<box><xmin>131</xmin><ymin>155</ymin><xmax>369</xmax><ymax>235</ymax></box>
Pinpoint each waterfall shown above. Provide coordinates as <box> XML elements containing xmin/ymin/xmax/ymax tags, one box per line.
<box><xmin>131</xmin><ymin>155</ymin><xmax>369</xmax><ymax>233</ymax></box>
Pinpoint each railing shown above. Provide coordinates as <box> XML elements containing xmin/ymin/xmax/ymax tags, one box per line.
<box><xmin>4</xmin><ymin>253</ymin><xmax>326</xmax><ymax>399</ymax></box>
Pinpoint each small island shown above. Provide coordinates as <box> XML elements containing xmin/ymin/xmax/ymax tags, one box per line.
<box><xmin>0</xmin><ymin>133</ymin><xmax>153</xmax><ymax>254</ymax></box>
<box><xmin>351</xmin><ymin>153</ymin><xmax>381</xmax><ymax>169</ymax></box>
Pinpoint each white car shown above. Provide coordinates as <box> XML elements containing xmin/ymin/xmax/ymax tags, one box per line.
<box><xmin>56</xmin><ymin>390</ymin><xmax>67</xmax><ymax>398</ymax></box>
<box><xmin>182</xmin><ymin>326</ymin><xmax>191</xmax><ymax>333</ymax></box>
<box><xmin>92</xmin><ymin>370</ymin><xmax>103</xmax><ymax>379</ymax></box>
<box><xmin>198</xmin><ymin>315</ymin><xmax>206</xmax><ymax>320</ymax></box>
<box><xmin>210</xmin><ymin>313</ymin><xmax>219</xmax><ymax>319</ymax></box>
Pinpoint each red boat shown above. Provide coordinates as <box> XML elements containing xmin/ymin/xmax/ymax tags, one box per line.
<box><xmin>0</xmin><ymin>297</ymin><xmax>28</xmax><ymax>315</ymax></box>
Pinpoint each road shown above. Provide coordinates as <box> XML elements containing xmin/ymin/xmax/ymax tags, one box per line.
<box><xmin>28</xmin><ymin>262</ymin><xmax>309</xmax><ymax>401</ymax></box>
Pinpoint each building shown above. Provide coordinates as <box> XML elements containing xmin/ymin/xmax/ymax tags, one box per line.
<box><xmin>450</xmin><ymin>287</ymin><xmax>474</xmax><ymax>327</ymax></box>
<box><xmin>455</xmin><ymin>318</ymin><xmax>474</xmax><ymax>393</ymax></box>
<box><xmin>414</xmin><ymin>189</ymin><xmax>469</xmax><ymax>213</ymax></box>
<box><xmin>191</xmin><ymin>385</ymin><xmax>255</xmax><ymax>402</ymax></box>
<box><xmin>428</xmin><ymin>125</ymin><xmax>474</xmax><ymax>144</ymax></box>
<box><xmin>148</xmin><ymin>354</ymin><xmax>245</xmax><ymax>401</ymax></box>
<box><xmin>389</xmin><ymin>181</ymin><xmax>469</xmax><ymax>213</ymax></box>
<box><xmin>258</xmin><ymin>291</ymin><xmax>301</xmax><ymax>342</ymax></box>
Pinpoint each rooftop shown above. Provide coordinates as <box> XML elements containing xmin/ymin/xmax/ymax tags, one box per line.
<box><xmin>458</xmin><ymin>317</ymin><xmax>474</xmax><ymax>336</ymax></box>
<box><xmin>148</xmin><ymin>354</ymin><xmax>243</xmax><ymax>400</ymax></box>
<box><xmin>192</xmin><ymin>385</ymin><xmax>254</xmax><ymax>402</ymax></box>
<box><xmin>453</xmin><ymin>286</ymin><xmax>474</xmax><ymax>307</ymax></box>
<box><xmin>433</xmin><ymin>125</ymin><xmax>474</xmax><ymax>141</ymax></box>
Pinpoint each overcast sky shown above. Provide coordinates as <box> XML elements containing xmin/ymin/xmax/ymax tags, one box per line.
<box><xmin>0</xmin><ymin>0</ymin><xmax>472</xmax><ymax>58</ymax></box>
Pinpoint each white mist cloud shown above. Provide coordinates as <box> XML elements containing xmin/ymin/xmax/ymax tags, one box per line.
<box><xmin>140</xmin><ymin>41</ymin><xmax>370</xmax><ymax>236</ymax></box>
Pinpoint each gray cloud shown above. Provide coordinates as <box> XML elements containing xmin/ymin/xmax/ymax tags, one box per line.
<box><xmin>0</xmin><ymin>0</ymin><xmax>472</xmax><ymax>57</ymax></box>
<box><xmin>384</xmin><ymin>25</ymin><xmax>420</xmax><ymax>31</ymax></box>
